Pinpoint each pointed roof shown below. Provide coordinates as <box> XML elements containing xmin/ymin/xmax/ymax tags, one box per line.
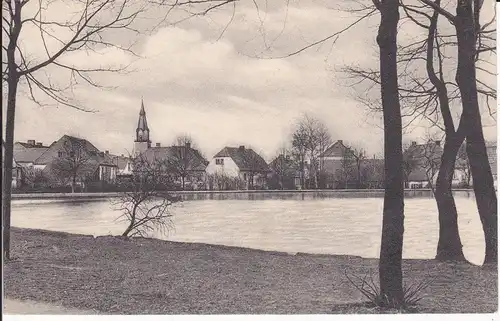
<box><xmin>320</xmin><ymin>140</ymin><xmax>353</xmax><ymax>158</ymax></box>
<box><xmin>214</xmin><ymin>147</ymin><xmax>270</xmax><ymax>172</ymax></box>
<box><xmin>140</xmin><ymin>146</ymin><xmax>208</xmax><ymax>171</ymax></box>
<box><xmin>137</xmin><ymin>99</ymin><xmax>149</xmax><ymax>131</ymax></box>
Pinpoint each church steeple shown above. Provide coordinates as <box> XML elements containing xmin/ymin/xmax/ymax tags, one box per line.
<box><xmin>135</xmin><ymin>99</ymin><xmax>150</xmax><ymax>143</ymax></box>
<box><xmin>134</xmin><ymin>99</ymin><xmax>151</xmax><ymax>155</ymax></box>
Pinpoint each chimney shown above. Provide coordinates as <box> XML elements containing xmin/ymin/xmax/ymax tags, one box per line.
<box><xmin>105</xmin><ymin>150</ymin><xmax>109</xmax><ymax>154</ymax></box>
<box><xmin>36</xmin><ymin>142</ymin><xmax>43</xmax><ymax>147</ymax></box>
<box><xmin>239</xmin><ymin>145</ymin><xmax>245</xmax><ymax>151</ymax></box>
<box><xmin>337</xmin><ymin>140</ymin><xmax>343</xmax><ymax>144</ymax></box>
<box><xmin>156</xmin><ymin>143</ymin><xmax>161</xmax><ymax>147</ymax></box>
<box><xmin>121</xmin><ymin>154</ymin><xmax>124</xmax><ymax>157</ymax></box>
<box><xmin>185</xmin><ymin>142</ymin><xmax>191</xmax><ymax>149</ymax></box>
<box><xmin>27</xmin><ymin>139</ymin><xmax>35</xmax><ymax>146</ymax></box>
<box><xmin>435</xmin><ymin>140</ymin><xmax>441</xmax><ymax>146</ymax></box>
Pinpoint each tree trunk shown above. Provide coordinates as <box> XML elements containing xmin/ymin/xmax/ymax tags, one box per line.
<box><xmin>434</xmin><ymin>132</ymin><xmax>466</xmax><ymax>261</ymax></box>
<box><xmin>424</xmin><ymin>4</ymin><xmax>466</xmax><ymax>262</ymax></box>
<box><xmin>377</xmin><ymin>0</ymin><xmax>405</xmax><ymax>306</ymax></box>
<box><xmin>182</xmin><ymin>176</ymin><xmax>185</xmax><ymax>190</ymax></box>
<box><xmin>71</xmin><ymin>176</ymin><xmax>76</xmax><ymax>193</ymax></box>
<box><xmin>3</xmin><ymin>77</ymin><xmax>19</xmax><ymax>261</ymax></box>
<box><xmin>455</xmin><ymin>0</ymin><xmax>497</xmax><ymax>265</ymax></box>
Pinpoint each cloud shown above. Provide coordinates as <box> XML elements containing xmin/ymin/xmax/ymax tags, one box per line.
<box><xmin>7</xmin><ymin>0</ymin><xmax>496</xmax><ymax>161</ymax></box>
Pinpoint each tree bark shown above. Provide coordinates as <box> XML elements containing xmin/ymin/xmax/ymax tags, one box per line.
<box><xmin>434</xmin><ymin>132</ymin><xmax>466</xmax><ymax>261</ymax></box>
<box><xmin>455</xmin><ymin>0</ymin><xmax>497</xmax><ymax>265</ymax></box>
<box><xmin>3</xmin><ymin>77</ymin><xmax>18</xmax><ymax>261</ymax></box>
<box><xmin>376</xmin><ymin>0</ymin><xmax>405</xmax><ymax>305</ymax></box>
<box><xmin>424</xmin><ymin>5</ymin><xmax>466</xmax><ymax>262</ymax></box>
<box><xmin>3</xmin><ymin>2</ymin><xmax>23</xmax><ymax>260</ymax></box>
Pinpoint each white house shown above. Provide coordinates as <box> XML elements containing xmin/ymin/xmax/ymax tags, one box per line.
<box><xmin>206</xmin><ymin>145</ymin><xmax>271</xmax><ymax>190</ymax></box>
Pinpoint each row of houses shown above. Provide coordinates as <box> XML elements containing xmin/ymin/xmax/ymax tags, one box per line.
<box><xmin>5</xmin><ymin>100</ymin><xmax>497</xmax><ymax>191</ymax></box>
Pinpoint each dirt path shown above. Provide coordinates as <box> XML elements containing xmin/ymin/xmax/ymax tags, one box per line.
<box><xmin>3</xmin><ymin>298</ymin><xmax>96</xmax><ymax>315</ymax></box>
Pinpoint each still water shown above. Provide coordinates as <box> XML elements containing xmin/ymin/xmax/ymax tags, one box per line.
<box><xmin>11</xmin><ymin>191</ymin><xmax>485</xmax><ymax>265</ymax></box>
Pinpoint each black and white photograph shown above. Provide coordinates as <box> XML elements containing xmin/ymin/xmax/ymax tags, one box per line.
<box><xmin>1</xmin><ymin>0</ymin><xmax>498</xmax><ymax>317</ymax></box>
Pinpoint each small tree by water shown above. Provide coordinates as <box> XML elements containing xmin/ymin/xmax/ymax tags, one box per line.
<box><xmin>114</xmin><ymin>154</ymin><xmax>180</xmax><ymax>237</ymax></box>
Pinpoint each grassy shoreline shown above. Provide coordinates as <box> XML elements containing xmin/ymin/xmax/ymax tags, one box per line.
<box><xmin>4</xmin><ymin>227</ymin><xmax>497</xmax><ymax>314</ymax></box>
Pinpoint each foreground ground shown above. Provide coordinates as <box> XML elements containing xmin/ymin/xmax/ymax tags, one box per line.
<box><xmin>4</xmin><ymin>299</ymin><xmax>96</xmax><ymax>314</ymax></box>
<box><xmin>4</xmin><ymin>227</ymin><xmax>498</xmax><ymax>314</ymax></box>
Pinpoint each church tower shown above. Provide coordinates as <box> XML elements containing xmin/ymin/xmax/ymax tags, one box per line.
<box><xmin>134</xmin><ymin>99</ymin><xmax>151</xmax><ymax>155</ymax></box>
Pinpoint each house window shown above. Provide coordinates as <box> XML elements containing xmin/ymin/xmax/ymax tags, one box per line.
<box><xmin>243</xmin><ymin>173</ymin><xmax>247</xmax><ymax>180</ymax></box>
<box><xmin>58</xmin><ymin>151</ymin><xmax>63</xmax><ymax>157</ymax></box>
<box><xmin>216</xmin><ymin>158</ymin><xmax>224</xmax><ymax>165</ymax></box>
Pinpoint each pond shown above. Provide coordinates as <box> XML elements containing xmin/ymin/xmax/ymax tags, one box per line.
<box><xmin>11</xmin><ymin>191</ymin><xmax>485</xmax><ymax>265</ymax></box>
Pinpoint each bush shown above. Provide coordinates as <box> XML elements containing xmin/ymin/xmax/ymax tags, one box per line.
<box><xmin>345</xmin><ymin>270</ymin><xmax>433</xmax><ymax>311</ymax></box>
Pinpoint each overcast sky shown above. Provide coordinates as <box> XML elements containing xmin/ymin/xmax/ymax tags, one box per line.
<box><xmin>4</xmin><ymin>0</ymin><xmax>497</xmax><ymax>161</ymax></box>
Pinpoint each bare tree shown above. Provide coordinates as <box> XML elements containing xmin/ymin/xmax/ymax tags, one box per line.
<box><xmin>167</xmin><ymin>134</ymin><xmax>206</xmax><ymax>190</ymax></box>
<box><xmin>291</xmin><ymin>114</ymin><xmax>332</xmax><ymax>189</ymax></box>
<box><xmin>420</xmin><ymin>137</ymin><xmax>444</xmax><ymax>194</ymax></box>
<box><xmin>291</xmin><ymin>125</ymin><xmax>308</xmax><ymax>189</ymax></box>
<box><xmin>173</xmin><ymin>133</ymin><xmax>193</xmax><ymax>148</ymax></box>
<box><xmin>114</xmin><ymin>154</ymin><xmax>179</xmax><ymax>237</ymax></box>
<box><xmin>269</xmin><ymin>147</ymin><xmax>295</xmax><ymax>190</ymax></box>
<box><xmin>419</xmin><ymin>0</ymin><xmax>497</xmax><ymax>264</ymax></box>
<box><xmin>346</xmin><ymin>144</ymin><xmax>367</xmax><ymax>188</ymax></box>
<box><xmin>2</xmin><ymin>0</ymin><xmax>143</xmax><ymax>260</ymax></box>
<box><xmin>50</xmin><ymin>139</ymin><xmax>94</xmax><ymax>193</ymax></box>
<box><xmin>373</xmin><ymin>0</ymin><xmax>405</xmax><ymax>307</ymax></box>
<box><xmin>20</xmin><ymin>166</ymin><xmax>49</xmax><ymax>189</ymax></box>
<box><xmin>402</xmin><ymin>143</ymin><xmax>420</xmax><ymax>188</ymax></box>
<box><xmin>338</xmin><ymin>149</ymin><xmax>356</xmax><ymax>189</ymax></box>
<box><xmin>343</xmin><ymin>0</ymin><xmax>495</xmax><ymax>262</ymax></box>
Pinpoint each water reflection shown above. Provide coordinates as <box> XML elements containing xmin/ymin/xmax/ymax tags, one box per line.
<box><xmin>11</xmin><ymin>191</ymin><xmax>484</xmax><ymax>265</ymax></box>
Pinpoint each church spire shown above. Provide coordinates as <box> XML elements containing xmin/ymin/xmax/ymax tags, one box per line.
<box><xmin>135</xmin><ymin>99</ymin><xmax>150</xmax><ymax>144</ymax></box>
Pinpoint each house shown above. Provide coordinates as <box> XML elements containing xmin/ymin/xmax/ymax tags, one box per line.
<box><xmin>131</xmin><ymin>100</ymin><xmax>209</xmax><ymax>190</ymax></box>
<box><xmin>206</xmin><ymin>145</ymin><xmax>271</xmax><ymax>190</ymax></box>
<box><xmin>268</xmin><ymin>153</ymin><xmax>301</xmax><ymax>190</ymax></box>
<box><xmin>33</xmin><ymin>135</ymin><xmax>118</xmax><ymax>189</ymax></box>
<box><xmin>108</xmin><ymin>154</ymin><xmax>133</xmax><ymax>178</ymax></box>
<box><xmin>2</xmin><ymin>140</ymin><xmax>23</xmax><ymax>188</ymax></box>
<box><xmin>318</xmin><ymin>140</ymin><xmax>351</xmax><ymax>188</ymax></box>
<box><xmin>140</xmin><ymin>143</ymin><xmax>209</xmax><ymax>190</ymax></box>
<box><xmin>403</xmin><ymin>141</ymin><xmax>444</xmax><ymax>189</ymax></box>
<box><xmin>13</xmin><ymin>140</ymin><xmax>49</xmax><ymax>167</ymax></box>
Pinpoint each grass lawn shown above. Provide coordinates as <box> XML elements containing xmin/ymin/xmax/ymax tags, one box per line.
<box><xmin>4</xmin><ymin>227</ymin><xmax>497</xmax><ymax>314</ymax></box>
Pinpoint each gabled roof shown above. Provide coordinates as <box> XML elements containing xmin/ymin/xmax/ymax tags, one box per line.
<box><xmin>13</xmin><ymin>142</ymin><xmax>49</xmax><ymax>163</ymax></box>
<box><xmin>320</xmin><ymin>140</ymin><xmax>353</xmax><ymax>158</ymax></box>
<box><xmin>141</xmin><ymin>146</ymin><xmax>208</xmax><ymax>171</ymax></box>
<box><xmin>34</xmin><ymin>135</ymin><xmax>117</xmax><ymax>172</ymax></box>
<box><xmin>214</xmin><ymin>147</ymin><xmax>270</xmax><ymax>172</ymax></box>
<box><xmin>35</xmin><ymin>135</ymin><xmax>101</xmax><ymax>165</ymax></box>
<box><xmin>108</xmin><ymin>154</ymin><xmax>131</xmax><ymax>170</ymax></box>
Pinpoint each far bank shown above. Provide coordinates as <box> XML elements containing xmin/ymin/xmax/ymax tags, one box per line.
<box><xmin>10</xmin><ymin>188</ymin><xmax>476</xmax><ymax>201</ymax></box>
